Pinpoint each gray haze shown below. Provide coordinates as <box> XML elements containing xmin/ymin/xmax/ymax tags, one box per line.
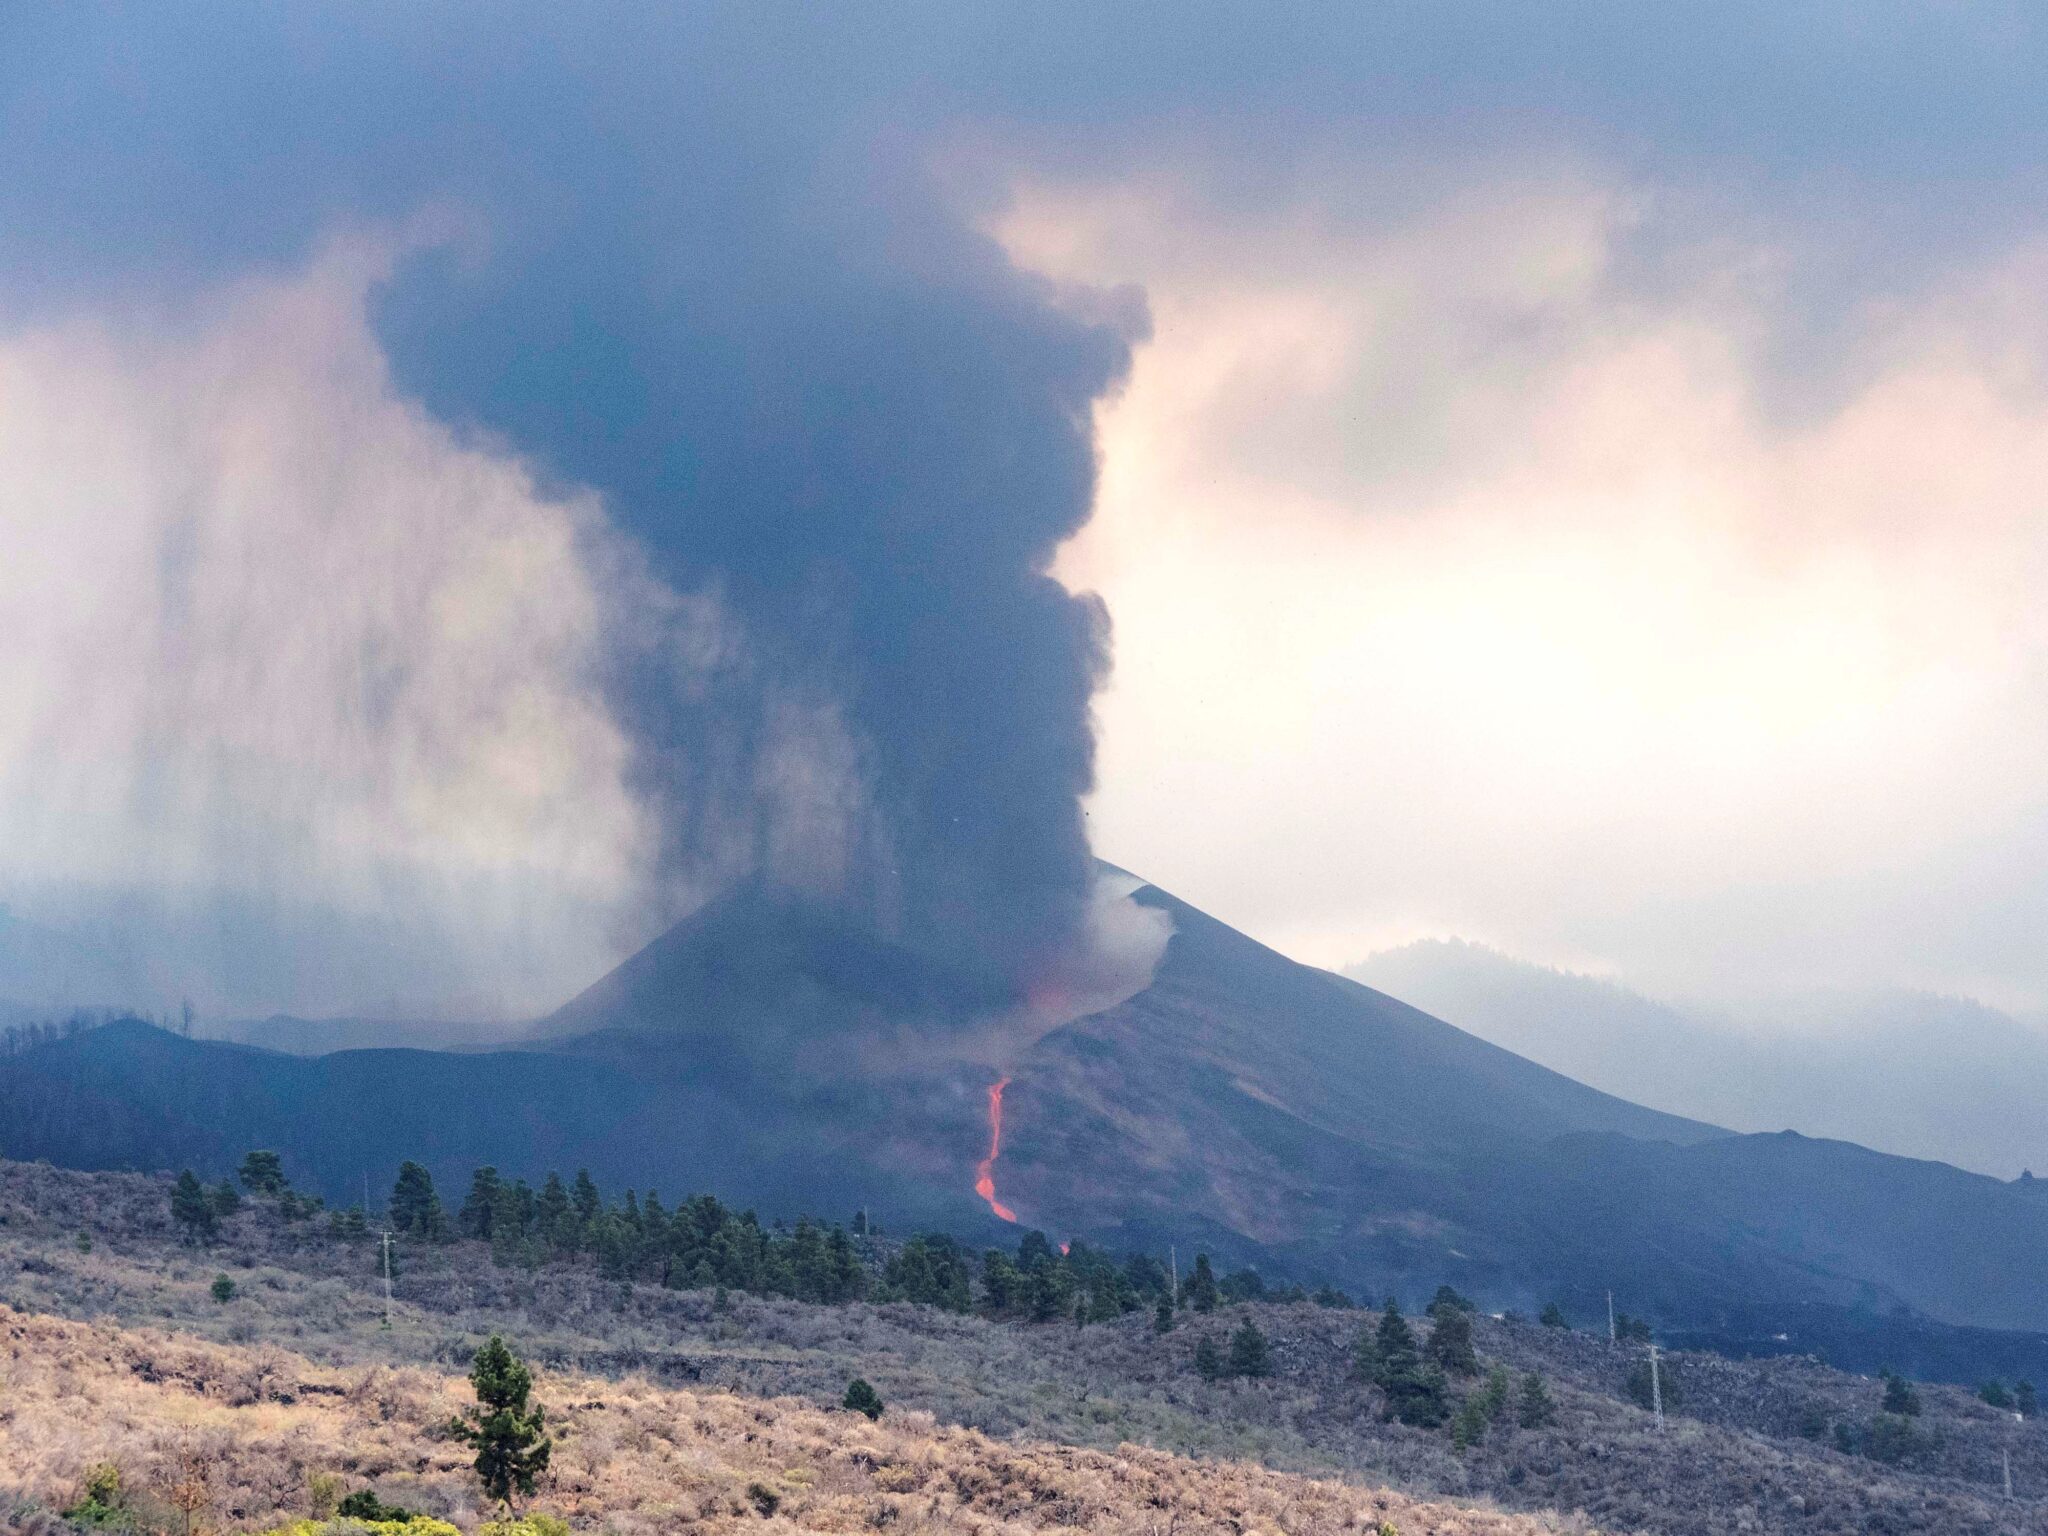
<box><xmin>1350</xmin><ymin>941</ymin><xmax>2048</xmax><ymax>1180</ymax></box>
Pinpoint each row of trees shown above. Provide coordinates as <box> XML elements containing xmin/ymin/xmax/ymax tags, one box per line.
<box><xmin>1185</xmin><ymin>1287</ymin><xmax>1556</xmax><ymax>1450</ymax></box>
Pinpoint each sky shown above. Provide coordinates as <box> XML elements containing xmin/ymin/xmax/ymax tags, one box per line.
<box><xmin>6</xmin><ymin>4</ymin><xmax>2048</xmax><ymax>1021</ymax></box>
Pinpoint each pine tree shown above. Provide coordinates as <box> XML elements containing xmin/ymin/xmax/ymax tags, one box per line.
<box><xmin>238</xmin><ymin>1150</ymin><xmax>287</xmax><ymax>1196</ymax></box>
<box><xmin>535</xmin><ymin>1172</ymin><xmax>573</xmax><ymax>1249</ymax></box>
<box><xmin>459</xmin><ymin>1167</ymin><xmax>502</xmax><ymax>1239</ymax></box>
<box><xmin>843</xmin><ymin>1378</ymin><xmax>884</xmax><ymax>1420</ymax></box>
<box><xmin>1539</xmin><ymin>1301</ymin><xmax>1569</xmax><ymax>1329</ymax></box>
<box><xmin>210</xmin><ymin>1273</ymin><xmax>236</xmax><ymax>1303</ymax></box>
<box><xmin>1880</xmin><ymin>1369</ymin><xmax>1922</xmax><ymax>1417</ymax></box>
<box><xmin>1193</xmin><ymin>1335</ymin><xmax>1224</xmax><ymax>1382</ymax></box>
<box><xmin>1517</xmin><ymin>1371</ymin><xmax>1555</xmax><ymax>1428</ymax></box>
<box><xmin>1351</xmin><ymin>1318</ymin><xmax>1379</xmax><ymax>1382</ymax></box>
<box><xmin>1227</xmin><ymin>1317</ymin><xmax>1271</xmax><ymax>1378</ymax></box>
<box><xmin>1426</xmin><ymin>1304</ymin><xmax>1480</xmax><ymax>1377</ymax></box>
<box><xmin>1154</xmin><ymin>1296</ymin><xmax>1177</xmax><ymax>1334</ymax></box>
<box><xmin>1187</xmin><ymin>1253</ymin><xmax>1220</xmax><ymax>1313</ymax></box>
<box><xmin>1479</xmin><ymin>1364</ymin><xmax>1513</xmax><ymax>1422</ymax></box>
<box><xmin>389</xmin><ymin>1161</ymin><xmax>444</xmax><ymax>1238</ymax></box>
<box><xmin>1427</xmin><ymin>1283</ymin><xmax>1474</xmax><ymax>1318</ymax></box>
<box><xmin>171</xmin><ymin>1170</ymin><xmax>216</xmax><ymax>1243</ymax></box>
<box><xmin>1980</xmin><ymin>1380</ymin><xmax>2013</xmax><ymax>1409</ymax></box>
<box><xmin>2018</xmin><ymin>1381</ymin><xmax>2039</xmax><ymax>1418</ymax></box>
<box><xmin>1451</xmin><ymin>1393</ymin><xmax>1489</xmax><ymax>1450</ymax></box>
<box><xmin>1374</xmin><ymin>1299</ymin><xmax>1449</xmax><ymax>1426</ymax></box>
<box><xmin>209</xmin><ymin>1179</ymin><xmax>241</xmax><ymax>1219</ymax></box>
<box><xmin>571</xmin><ymin>1169</ymin><xmax>602</xmax><ymax>1233</ymax></box>
<box><xmin>457</xmin><ymin>1335</ymin><xmax>552</xmax><ymax>1508</ymax></box>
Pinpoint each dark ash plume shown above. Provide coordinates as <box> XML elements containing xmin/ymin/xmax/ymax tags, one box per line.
<box><xmin>3</xmin><ymin>6</ymin><xmax>1146</xmax><ymax>989</ymax></box>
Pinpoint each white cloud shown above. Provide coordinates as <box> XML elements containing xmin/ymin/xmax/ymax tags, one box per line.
<box><xmin>1001</xmin><ymin>165</ymin><xmax>2048</xmax><ymax>1011</ymax></box>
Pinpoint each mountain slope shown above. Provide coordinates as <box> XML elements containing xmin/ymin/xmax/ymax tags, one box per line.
<box><xmin>4</xmin><ymin>873</ymin><xmax>2047</xmax><ymax>1346</ymax></box>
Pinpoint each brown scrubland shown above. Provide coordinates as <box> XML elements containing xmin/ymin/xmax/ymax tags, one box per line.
<box><xmin>0</xmin><ymin>1305</ymin><xmax>1571</xmax><ymax>1536</ymax></box>
<box><xmin>4</xmin><ymin>1158</ymin><xmax>2046</xmax><ymax>1535</ymax></box>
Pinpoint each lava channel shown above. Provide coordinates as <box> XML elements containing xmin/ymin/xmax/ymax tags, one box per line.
<box><xmin>974</xmin><ymin>1076</ymin><xmax>1019</xmax><ymax>1223</ymax></box>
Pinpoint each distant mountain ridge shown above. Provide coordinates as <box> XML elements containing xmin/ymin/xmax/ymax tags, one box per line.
<box><xmin>4</xmin><ymin>872</ymin><xmax>2048</xmax><ymax>1367</ymax></box>
<box><xmin>1348</xmin><ymin>939</ymin><xmax>2048</xmax><ymax>1178</ymax></box>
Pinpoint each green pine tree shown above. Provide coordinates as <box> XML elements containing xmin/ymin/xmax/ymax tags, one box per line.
<box><xmin>1426</xmin><ymin>1304</ymin><xmax>1480</xmax><ymax>1377</ymax></box>
<box><xmin>1451</xmin><ymin>1392</ymin><xmax>1489</xmax><ymax>1450</ymax></box>
<box><xmin>1539</xmin><ymin>1301</ymin><xmax>1569</xmax><ymax>1329</ymax></box>
<box><xmin>2018</xmin><ymin>1381</ymin><xmax>2039</xmax><ymax>1418</ymax></box>
<box><xmin>389</xmin><ymin>1161</ymin><xmax>444</xmax><ymax>1238</ymax></box>
<box><xmin>1227</xmin><ymin>1317</ymin><xmax>1271</xmax><ymax>1378</ymax></box>
<box><xmin>571</xmin><ymin>1169</ymin><xmax>603</xmax><ymax>1234</ymax></box>
<box><xmin>170</xmin><ymin>1170</ymin><xmax>217</xmax><ymax>1243</ymax></box>
<box><xmin>1517</xmin><ymin>1371</ymin><xmax>1555</xmax><ymax>1428</ymax></box>
<box><xmin>1427</xmin><ymin>1283</ymin><xmax>1474</xmax><ymax>1318</ymax></box>
<box><xmin>209</xmin><ymin>1179</ymin><xmax>242</xmax><ymax>1219</ymax></box>
<box><xmin>457</xmin><ymin>1335</ymin><xmax>552</xmax><ymax>1508</ymax></box>
<box><xmin>1479</xmin><ymin>1364</ymin><xmax>1513</xmax><ymax>1422</ymax></box>
<box><xmin>1154</xmin><ymin>1296</ymin><xmax>1177</xmax><ymax>1334</ymax></box>
<box><xmin>238</xmin><ymin>1150</ymin><xmax>287</xmax><ymax>1196</ymax></box>
<box><xmin>459</xmin><ymin>1166</ymin><xmax>502</xmax><ymax>1239</ymax></box>
<box><xmin>1375</xmin><ymin>1299</ymin><xmax>1449</xmax><ymax>1426</ymax></box>
<box><xmin>210</xmin><ymin>1273</ymin><xmax>236</xmax><ymax>1303</ymax></box>
<box><xmin>1351</xmin><ymin>1318</ymin><xmax>1379</xmax><ymax>1382</ymax></box>
<box><xmin>1187</xmin><ymin>1253</ymin><xmax>1220</xmax><ymax>1313</ymax></box>
<box><xmin>1193</xmin><ymin>1335</ymin><xmax>1224</xmax><ymax>1382</ymax></box>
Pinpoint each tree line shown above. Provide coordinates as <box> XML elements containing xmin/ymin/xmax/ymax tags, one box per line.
<box><xmin>172</xmin><ymin>1149</ymin><xmax>1339</xmax><ymax>1322</ymax></box>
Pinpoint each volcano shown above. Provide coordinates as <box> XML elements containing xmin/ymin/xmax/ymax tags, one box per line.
<box><xmin>7</xmin><ymin>870</ymin><xmax>2048</xmax><ymax>1344</ymax></box>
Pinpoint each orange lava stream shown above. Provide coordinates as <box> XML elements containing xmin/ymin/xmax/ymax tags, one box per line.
<box><xmin>974</xmin><ymin>1076</ymin><xmax>1019</xmax><ymax>1223</ymax></box>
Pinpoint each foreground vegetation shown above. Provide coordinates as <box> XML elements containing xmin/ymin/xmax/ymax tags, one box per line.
<box><xmin>0</xmin><ymin>1305</ymin><xmax>1563</xmax><ymax>1536</ymax></box>
<box><xmin>6</xmin><ymin>1157</ymin><xmax>2046</xmax><ymax>1535</ymax></box>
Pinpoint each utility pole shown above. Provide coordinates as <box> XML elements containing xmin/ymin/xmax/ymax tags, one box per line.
<box><xmin>380</xmin><ymin>1231</ymin><xmax>394</xmax><ymax>1330</ymax></box>
<box><xmin>2004</xmin><ymin>1445</ymin><xmax>2014</xmax><ymax>1499</ymax></box>
<box><xmin>1648</xmin><ymin>1342</ymin><xmax>1664</xmax><ymax>1430</ymax></box>
<box><xmin>1607</xmin><ymin>1289</ymin><xmax>1616</xmax><ymax>1342</ymax></box>
<box><xmin>1169</xmin><ymin>1245</ymin><xmax>1179</xmax><ymax>1307</ymax></box>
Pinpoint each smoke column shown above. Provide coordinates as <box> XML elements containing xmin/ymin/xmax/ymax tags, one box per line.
<box><xmin>0</xmin><ymin>7</ymin><xmax>1146</xmax><ymax>994</ymax></box>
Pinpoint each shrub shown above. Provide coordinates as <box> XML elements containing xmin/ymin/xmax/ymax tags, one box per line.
<box><xmin>1981</xmin><ymin>1379</ymin><xmax>2013</xmax><ymax>1409</ymax></box>
<box><xmin>1539</xmin><ymin>1301</ymin><xmax>1568</xmax><ymax>1329</ymax></box>
<box><xmin>211</xmin><ymin>1273</ymin><xmax>237</xmax><ymax>1303</ymax></box>
<box><xmin>842</xmin><ymin>1377</ymin><xmax>884</xmax><ymax>1420</ymax></box>
<box><xmin>746</xmin><ymin>1483</ymin><xmax>781</xmax><ymax>1517</ymax></box>
<box><xmin>1879</xmin><ymin>1369</ymin><xmax>1921</xmax><ymax>1417</ymax></box>
<box><xmin>481</xmin><ymin>1518</ymin><xmax>571</xmax><ymax>1536</ymax></box>
<box><xmin>337</xmin><ymin>1491</ymin><xmax>413</xmax><ymax>1522</ymax></box>
<box><xmin>1626</xmin><ymin>1358</ymin><xmax>1682</xmax><ymax>1412</ymax></box>
<box><xmin>307</xmin><ymin>1473</ymin><xmax>345</xmax><ymax>1520</ymax></box>
<box><xmin>1862</xmin><ymin>1412</ymin><xmax>1922</xmax><ymax>1465</ymax></box>
<box><xmin>1193</xmin><ymin>1335</ymin><xmax>1224</xmax><ymax>1382</ymax></box>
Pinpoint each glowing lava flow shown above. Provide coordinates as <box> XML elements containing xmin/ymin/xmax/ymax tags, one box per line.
<box><xmin>974</xmin><ymin>1076</ymin><xmax>1019</xmax><ymax>1223</ymax></box>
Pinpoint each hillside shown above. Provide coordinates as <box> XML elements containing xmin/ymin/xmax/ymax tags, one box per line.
<box><xmin>8</xmin><ymin>875</ymin><xmax>2048</xmax><ymax>1350</ymax></box>
<box><xmin>3</xmin><ymin>1158</ymin><xmax>2047</xmax><ymax>1536</ymax></box>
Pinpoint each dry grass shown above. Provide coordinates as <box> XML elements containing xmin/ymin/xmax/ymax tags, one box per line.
<box><xmin>0</xmin><ymin>1305</ymin><xmax>1576</xmax><ymax>1536</ymax></box>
